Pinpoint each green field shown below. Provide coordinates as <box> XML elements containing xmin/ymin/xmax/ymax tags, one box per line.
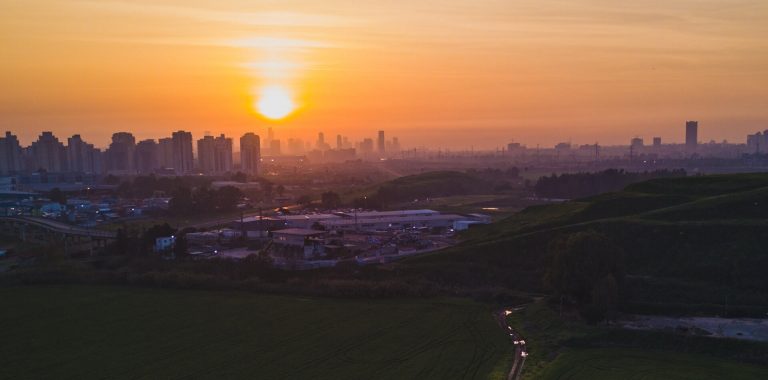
<box><xmin>507</xmin><ymin>302</ymin><xmax>768</xmax><ymax>380</ymax></box>
<box><xmin>0</xmin><ymin>286</ymin><xmax>510</xmax><ymax>380</ymax></box>
<box><xmin>538</xmin><ymin>348</ymin><xmax>768</xmax><ymax>380</ymax></box>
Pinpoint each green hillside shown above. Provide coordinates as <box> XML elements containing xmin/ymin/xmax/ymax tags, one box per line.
<box><xmin>404</xmin><ymin>173</ymin><xmax>768</xmax><ymax>316</ymax></box>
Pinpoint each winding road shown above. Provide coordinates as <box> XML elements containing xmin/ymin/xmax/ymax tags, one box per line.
<box><xmin>496</xmin><ymin>309</ymin><xmax>529</xmax><ymax>380</ymax></box>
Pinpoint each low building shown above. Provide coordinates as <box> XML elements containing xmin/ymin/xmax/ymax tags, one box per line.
<box><xmin>320</xmin><ymin>213</ymin><xmax>486</xmax><ymax>232</ymax></box>
<box><xmin>154</xmin><ymin>236</ymin><xmax>175</xmax><ymax>252</ymax></box>
<box><xmin>272</xmin><ymin>228</ymin><xmax>327</xmax><ymax>259</ymax></box>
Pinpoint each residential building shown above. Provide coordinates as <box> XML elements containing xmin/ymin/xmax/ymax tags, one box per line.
<box><xmin>29</xmin><ymin>131</ymin><xmax>67</xmax><ymax>173</ymax></box>
<box><xmin>0</xmin><ymin>131</ymin><xmax>23</xmax><ymax>175</ymax></box>
<box><xmin>172</xmin><ymin>130</ymin><xmax>194</xmax><ymax>175</ymax></box>
<box><xmin>198</xmin><ymin>134</ymin><xmax>233</xmax><ymax>174</ymax></box>
<box><xmin>106</xmin><ymin>132</ymin><xmax>136</xmax><ymax>174</ymax></box>
<box><xmin>240</xmin><ymin>132</ymin><xmax>261</xmax><ymax>175</ymax></box>
<box><xmin>135</xmin><ymin>139</ymin><xmax>159</xmax><ymax>174</ymax></box>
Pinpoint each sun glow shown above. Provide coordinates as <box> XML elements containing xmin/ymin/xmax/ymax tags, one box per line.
<box><xmin>256</xmin><ymin>85</ymin><xmax>296</xmax><ymax>119</ymax></box>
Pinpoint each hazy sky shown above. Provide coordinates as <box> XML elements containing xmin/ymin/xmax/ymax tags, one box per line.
<box><xmin>2</xmin><ymin>0</ymin><xmax>768</xmax><ymax>149</ymax></box>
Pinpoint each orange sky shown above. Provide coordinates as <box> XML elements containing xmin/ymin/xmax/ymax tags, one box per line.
<box><xmin>2</xmin><ymin>0</ymin><xmax>768</xmax><ymax>149</ymax></box>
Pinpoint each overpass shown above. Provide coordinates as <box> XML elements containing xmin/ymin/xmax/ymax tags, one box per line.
<box><xmin>0</xmin><ymin>216</ymin><xmax>116</xmax><ymax>255</ymax></box>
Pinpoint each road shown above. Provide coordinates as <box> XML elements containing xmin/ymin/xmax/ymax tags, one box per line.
<box><xmin>496</xmin><ymin>308</ymin><xmax>529</xmax><ymax>380</ymax></box>
<box><xmin>0</xmin><ymin>216</ymin><xmax>117</xmax><ymax>239</ymax></box>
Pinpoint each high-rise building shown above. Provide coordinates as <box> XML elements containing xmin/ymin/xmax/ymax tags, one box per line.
<box><xmin>287</xmin><ymin>138</ymin><xmax>304</xmax><ymax>155</ymax></box>
<box><xmin>270</xmin><ymin>139</ymin><xmax>281</xmax><ymax>156</ymax></box>
<box><xmin>29</xmin><ymin>131</ymin><xmax>67</xmax><ymax>173</ymax></box>
<box><xmin>630</xmin><ymin>137</ymin><xmax>643</xmax><ymax>149</ymax></box>
<box><xmin>336</xmin><ymin>134</ymin><xmax>342</xmax><ymax>150</ymax></box>
<box><xmin>135</xmin><ymin>139</ymin><xmax>159</xmax><ymax>174</ymax></box>
<box><xmin>0</xmin><ymin>131</ymin><xmax>23</xmax><ymax>175</ymax></box>
<box><xmin>377</xmin><ymin>130</ymin><xmax>385</xmax><ymax>154</ymax></box>
<box><xmin>653</xmin><ymin>137</ymin><xmax>662</xmax><ymax>147</ymax></box>
<box><xmin>67</xmin><ymin>134</ymin><xmax>102</xmax><ymax>174</ymax></box>
<box><xmin>106</xmin><ymin>132</ymin><xmax>136</xmax><ymax>174</ymax></box>
<box><xmin>158</xmin><ymin>138</ymin><xmax>174</xmax><ymax>169</ymax></box>
<box><xmin>685</xmin><ymin>121</ymin><xmax>698</xmax><ymax>150</ymax></box>
<box><xmin>359</xmin><ymin>138</ymin><xmax>374</xmax><ymax>156</ymax></box>
<box><xmin>240</xmin><ymin>133</ymin><xmax>261</xmax><ymax>175</ymax></box>
<box><xmin>172</xmin><ymin>130</ymin><xmax>194</xmax><ymax>175</ymax></box>
<box><xmin>198</xmin><ymin>134</ymin><xmax>233</xmax><ymax>174</ymax></box>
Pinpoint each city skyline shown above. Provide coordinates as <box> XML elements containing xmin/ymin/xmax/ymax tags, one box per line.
<box><xmin>3</xmin><ymin>1</ymin><xmax>768</xmax><ymax>148</ymax></box>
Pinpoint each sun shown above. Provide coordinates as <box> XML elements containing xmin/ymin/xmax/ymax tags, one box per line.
<box><xmin>255</xmin><ymin>85</ymin><xmax>296</xmax><ymax>120</ymax></box>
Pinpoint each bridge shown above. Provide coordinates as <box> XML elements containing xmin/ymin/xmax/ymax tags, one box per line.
<box><xmin>0</xmin><ymin>216</ymin><xmax>116</xmax><ymax>255</ymax></box>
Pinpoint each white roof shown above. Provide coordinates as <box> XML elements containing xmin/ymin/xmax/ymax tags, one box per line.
<box><xmin>321</xmin><ymin>214</ymin><xmax>466</xmax><ymax>226</ymax></box>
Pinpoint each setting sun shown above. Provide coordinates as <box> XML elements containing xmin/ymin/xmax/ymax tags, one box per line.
<box><xmin>255</xmin><ymin>85</ymin><xmax>296</xmax><ymax>120</ymax></box>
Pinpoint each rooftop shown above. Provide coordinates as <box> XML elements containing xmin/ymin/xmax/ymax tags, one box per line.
<box><xmin>272</xmin><ymin>228</ymin><xmax>327</xmax><ymax>236</ymax></box>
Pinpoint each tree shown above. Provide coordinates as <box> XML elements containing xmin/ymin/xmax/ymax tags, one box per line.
<box><xmin>296</xmin><ymin>194</ymin><xmax>313</xmax><ymax>206</ymax></box>
<box><xmin>216</xmin><ymin>186</ymin><xmax>243</xmax><ymax>211</ymax></box>
<box><xmin>586</xmin><ymin>274</ymin><xmax>619</xmax><ymax>324</ymax></box>
<box><xmin>169</xmin><ymin>186</ymin><xmax>194</xmax><ymax>216</ymax></box>
<box><xmin>321</xmin><ymin>191</ymin><xmax>341</xmax><ymax>209</ymax></box>
<box><xmin>261</xmin><ymin>181</ymin><xmax>274</xmax><ymax>199</ymax></box>
<box><xmin>232</xmin><ymin>171</ymin><xmax>248</xmax><ymax>183</ymax></box>
<box><xmin>174</xmin><ymin>233</ymin><xmax>188</xmax><ymax>259</ymax></box>
<box><xmin>545</xmin><ymin>230</ymin><xmax>624</xmax><ymax>322</ymax></box>
<box><xmin>48</xmin><ymin>188</ymin><xmax>67</xmax><ymax>205</ymax></box>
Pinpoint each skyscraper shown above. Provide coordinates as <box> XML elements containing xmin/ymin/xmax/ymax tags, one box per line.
<box><xmin>106</xmin><ymin>132</ymin><xmax>136</xmax><ymax>174</ymax></box>
<box><xmin>653</xmin><ymin>137</ymin><xmax>662</xmax><ymax>147</ymax></box>
<box><xmin>158</xmin><ymin>137</ymin><xmax>174</xmax><ymax>169</ymax></box>
<box><xmin>270</xmin><ymin>140</ymin><xmax>281</xmax><ymax>156</ymax></box>
<box><xmin>198</xmin><ymin>134</ymin><xmax>233</xmax><ymax>174</ymax></box>
<box><xmin>336</xmin><ymin>135</ymin><xmax>342</xmax><ymax>150</ymax></box>
<box><xmin>67</xmin><ymin>134</ymin><xmax>102</xmax><ymax>174</ymax></box>
<box><xmin>171</xmin><ymin>130</ymin><xmax>194</xmax><ymax>175</ymax></box>
<box><xmin>29</xmin><ymin>131</ymin><xmax>67</xmax><ymax>173</ymax></box>
<box><xmin>377</xmin><ymin>130</ymin><xmax>385</xmax><ymax>154</ymax></box>
<box><xmin>240</xmin><ymin>133</ymin><xmax>261</xmax><ymax>175</ymax></box>
<box><xmin>0</xmin><ymin>131</ymin><xmax>23</xmax><ymax>175</ymax></box>
<box><xmin>135</xmin><ymin>139</ymin><xmax>159</xmax><ymax>174</ymax></box>
<box><xmin>686</xmin><ymin>121</ymin><xmax>698</xmax><ymax>150</ymax></box>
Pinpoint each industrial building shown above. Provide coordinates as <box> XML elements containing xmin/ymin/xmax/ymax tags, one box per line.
<box><xmin>230</xmin><ymin>209</ymin><xmax>490</xmax><ymax>234</ymax></box>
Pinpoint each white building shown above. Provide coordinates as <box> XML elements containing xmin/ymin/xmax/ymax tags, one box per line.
<box><xmin>154</xmin><ymin>236</ymin><xmax>175</xmax><ymax>252</ymax></box>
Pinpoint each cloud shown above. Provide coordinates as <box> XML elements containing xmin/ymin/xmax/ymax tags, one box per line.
<box><xmin>76</xmin><ymin>1</ymin><xmax>354</xmax><ymax>28</ymax></box>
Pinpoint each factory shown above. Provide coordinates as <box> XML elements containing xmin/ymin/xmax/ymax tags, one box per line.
<box><xmin>230</xmin><ymin>209</ymin><xmax>490</xmax><ymax>234</ymax></box>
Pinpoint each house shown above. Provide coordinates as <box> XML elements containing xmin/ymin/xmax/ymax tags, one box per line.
<box><xmin>154</xmin><ymin>236</ymin><xmax>175</xmax><ymax>252</ymax></box>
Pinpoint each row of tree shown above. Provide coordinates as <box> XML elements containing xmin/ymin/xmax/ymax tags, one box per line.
<box><xmin>168</xmin><ymin>185</ymin><xmax>244</xmax><ymax>216</ymax></box>
<box><xmin>534</xmin><ymin>169</ymin><xmax>686</xmax><ymax>199</ymax></box>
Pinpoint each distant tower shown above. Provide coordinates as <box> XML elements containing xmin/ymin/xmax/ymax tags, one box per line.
<box><xmin>106</xmin><ymin>132</ymin><xmax>136</xmax><ymax>175</ymax></box>
<box><xmin>653</xmin><ymin>137</ymin><xmax>662</xmax><ymax>147</ymax></box>
<box><xmin>336</xmin><ymin>134</ymin><xmax>342</xmax><ymax>150</ymax></box>
<box><xmin>685</xmin><ymin>121</ymin><xmax>698</xmax><ymax>151</ymax></box>
<box><xmin>240</xmin><ymin>133</ymin><xmax>261</xmax><ymax>175</ymax></box>
<box><xmin>171</xmin><ymin>130</ymin><xmax>194</xmax><ymax>175</ymax></box>
<box><xmin>377</xmin><ymin>130</ymin><xmax>385</xmax><ymax>154</ymax></box>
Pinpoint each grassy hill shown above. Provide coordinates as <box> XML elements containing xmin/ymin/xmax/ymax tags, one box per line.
<box><xmin>402</xmin><ymin>173</ymin><xmax>768</xmax><ymax>316</ymax></box>
<box><xmin>0</xmin><ymin>286</ymin><xmax>511</xmax><ymax>380</ymax></box>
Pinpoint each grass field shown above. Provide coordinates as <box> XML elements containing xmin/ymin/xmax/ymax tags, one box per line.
<box><xmin>538</xmin><ymin>348</ymin><xmax>768</xmax><ymax>380</ymax></box>
<box><xmin>0</xmin><ymin>286</ymin><xmax>510</xmax><ymax>380</ymax></box>
<box><xmin>507</xmin><ymin>302</ymin><xmax>768</xmax><ymax>380</ymax></box>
